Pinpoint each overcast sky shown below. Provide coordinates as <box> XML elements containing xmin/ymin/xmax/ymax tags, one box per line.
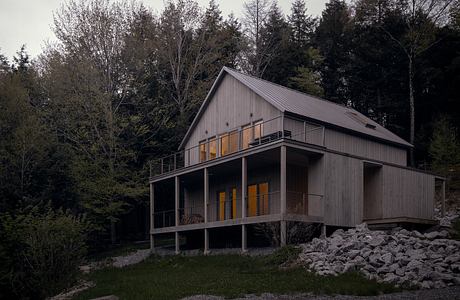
<box><xmin>0</xmin><ymin>0</ymin><xmax>327</xmax><ymax>61</ymax></box>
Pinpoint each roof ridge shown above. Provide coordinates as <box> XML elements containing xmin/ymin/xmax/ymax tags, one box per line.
<box><xmin>223</xmin><ymin>66</ymin><xmax>352</xmax><ymax>111</ymax></box>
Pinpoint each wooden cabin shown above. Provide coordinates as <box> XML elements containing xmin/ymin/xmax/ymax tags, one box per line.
<box><xmin>149</xmin><ymin>67</ymin><xmax>445</xmax><ymax>253</ymax></box>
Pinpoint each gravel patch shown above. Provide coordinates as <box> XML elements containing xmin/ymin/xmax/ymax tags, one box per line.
<box><xmin>112</xmin><ymin>249</ymin><xmax>151</xmax><ymax>268</ymax></box>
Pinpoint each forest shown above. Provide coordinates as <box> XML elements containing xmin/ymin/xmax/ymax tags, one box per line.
<box><xmin>0</xmin><ymin>0</ymin><xmax>459</xmax><ymax>298</ymax></box>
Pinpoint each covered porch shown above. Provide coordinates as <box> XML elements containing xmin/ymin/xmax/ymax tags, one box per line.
<box><xmin>149</xmin><ymin>144</ymin><xmax>325</xmax><ymax>253</ymax></box>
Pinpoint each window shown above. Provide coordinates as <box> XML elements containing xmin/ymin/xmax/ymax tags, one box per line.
<box><xmin>242</xmin><ymin>124</ymin><xmax>252</xmax><ymax>149</ymax></box>
<box><xmin>254</xmin><ymin>120</ymin><xmax>263</xmax><ymax>139</ymax></box>
<box><xmin>247</xmin><ymin>182</ymin><xmax>269</xmax><ymax>217</ymax></box>
<box><xmin>199</xmin><ymin>141</ymin><xmax>207</xmax><ymax>162</ymax></box>
<box><xmin>218</xmin><ymin>191</ymin><xmax>226</xmax><ymax>221</ymax></box>
<box><xmin>228</xmin><ymin>130</ymin><xmax>239</xmax><ymax>153</ymax></box>
<box><xmin>209</xmin><ymin>138</ymin><xmax>217</xmax><ymax>160</ymax></box>
<box><xmin>220</xmin><ymin>134</ymin><xmax>229</xmax><ymax>156</ymax></box>
<box><xmin>230</xmin><ymin>187</ymin><xmax>237</xmax><ymax>219</ymax></box>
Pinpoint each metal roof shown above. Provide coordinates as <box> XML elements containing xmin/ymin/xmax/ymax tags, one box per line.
<box><xmin>179</xmin><ymin>67</ymin><xmax>412</xmax><ymax>149</ymax></box>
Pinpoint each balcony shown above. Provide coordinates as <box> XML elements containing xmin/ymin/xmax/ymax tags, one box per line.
<box><xmin>149</xmin><ymin>115</ymin><xmax>325</xmax><ymax>178</ymax></box>
<box><xmin>153</xmin><ymin>191</ymin><xmax>323</xmax><ymax>229</ymax></box>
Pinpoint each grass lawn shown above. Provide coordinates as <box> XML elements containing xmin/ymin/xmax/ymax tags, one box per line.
<box><xmin>76</xmin><ymin>249</ymin><xmax>399</xmax><ymax>300</ymax></box>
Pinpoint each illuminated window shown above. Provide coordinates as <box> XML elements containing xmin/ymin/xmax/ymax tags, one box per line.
<box><xmin>254</xmin><ymin>120</ymin><xmax>263</xmax><ymax>139</ymax></box>
<box><xmin>229</xmin><ymin>130</ymin><xmax>239</xmax><ymax>153</ymax></box>
<box><xmin>209</xmin><ymin>138</ymin><xmax>217</xmax><ymax>159</ymax></box>
<box><xmin>220</xmin><ymin>134</ymin><xmax>229</xmax><ymax>156</ymax></box>
<box><xmin>242</xmin><ymin>124</ymin><xmax>252</xmax><ymax>149</ymax></box>
<box><xmin>199</xmin><ymin>141</ymin><xmax>207</xmax><ymax>162</ymax></box>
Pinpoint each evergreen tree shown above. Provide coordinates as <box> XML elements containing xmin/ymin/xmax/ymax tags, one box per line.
<box><xmin>315</xmin><ymin>0</ymin><xmax>352</xmax><ymax>104</ymax></box>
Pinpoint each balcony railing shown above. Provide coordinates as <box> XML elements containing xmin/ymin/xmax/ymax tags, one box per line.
<box><xmin>149</xmin><ymin>116</ymin><xmax>325</xmax><ymax>177</ymax></box>
<box><xmin>152</xmin><ymin>191</ymin><xmax>323</xmax><ymax>229</ymax></box>
<box><xmin>286</xmin><ymin>191</ymin><xmax>323</xmax><ymax>217</ymax></box>
<box><xmin>208</xmin><ymin>199</ymin><xmax>242</xmax><ymax>222</ymax></box>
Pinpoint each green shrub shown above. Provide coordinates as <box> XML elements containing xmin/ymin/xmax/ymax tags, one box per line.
<box><xmin>0</xmin><ymin>207</ymin><xmax>87</xmax><ymax>299</ymax></box>
<box><xmin>267</xmin><ymin>245</ymin><xmax>302</xmax><ymax>266</ymax></box>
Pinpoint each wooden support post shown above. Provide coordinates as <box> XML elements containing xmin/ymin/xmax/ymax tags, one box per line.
<box><xmin>175</xmin><ymin>176</ymin><xmax>180</xmax><ymax>227</ymax></box>
<box><xmin>242</xmin><ymin>157</ymin><xmax>247</xmax><ymax>218</ymax></box>
<box><xmin>441</xmin><ymin>180</ymin><xmax>446</xmax><ymax>218</ymax></box>
<box><xmin>280</xmin><ymin>146</ymin><xmax>287</xmax><ymax>216</ymax></box>
<box><xmin>204</xmin><ymin>228</ymin><xmax>209</xmax><ymax>255</ymax></box>
<box><xmin>242</xmin><ymin>224</ymin><xmax>247</xmax><ymax>253</ymax></box>
<box><xmin>175</xmin><ymin>176</ymin><xmax>180</xmax><ymax>254</ymax></box>
<box><xmin>150</xmin><ymin>182</ymin><xmax>154</xmax><ymax>252</ymax></box>
<box><xmin>204</xmin><ymin>168</ymin><xmax>209</xmax><ymax>222</ymax></box>
<box><xmin>175</xmin><ymin>232</ymin><xmax>180</xmax><ymax>254</ymax></box>
<box><xmin>280</xmin><ymin>146</ymin><xmax>287</xmax><ymax>247</ymax></box>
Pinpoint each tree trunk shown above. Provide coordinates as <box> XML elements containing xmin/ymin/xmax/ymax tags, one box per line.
<box><xmin>408</xmin><ymin>56</ymin><xmax>415</xmax><ymax>167</ymax></box>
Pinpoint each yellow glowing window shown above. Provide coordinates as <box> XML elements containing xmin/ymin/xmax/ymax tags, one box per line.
<box><xmin>229</xmin><ymin>130</ymin><xmax>239</xmax><ymax>153</ymax></box>
<box><xmin>254</xmin><ymin>120</ymin><xmax>263</xmax><ymax>139</ymax></box>
<box><xmin>220</xmin><ymin>134</ymin><xmax>229</xmax><ymax>156</ymax></box>
<box><xmin>199</xmin><ymin>141</ymin><xmax>207</xmax><ymax>162</ymax></box>
<box><xmin>218</xmin><ymin>191</ymin><xmax>226</xmax><ymax>221</ymax></box>
<box><xmin>209</xmin><ymin>138</ymin><xmax>217</xmax><ymax>159</ymax></box>
<box><xmin>242</xmin><ymin>124</ymin><xmax>252</xmax><ymax>149</ymax></box>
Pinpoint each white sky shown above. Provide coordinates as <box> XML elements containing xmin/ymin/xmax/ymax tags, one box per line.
<box><xmin>0</xmin><ymin>0</ymin><xmax>327</xmax><ymax>61</ymax></box>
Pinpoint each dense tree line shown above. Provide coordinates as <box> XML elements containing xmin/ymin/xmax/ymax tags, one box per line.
<box><xmin>0</xmin><ymin>0</ymin><xmax>459</xmax><ymax>297</ymax></box>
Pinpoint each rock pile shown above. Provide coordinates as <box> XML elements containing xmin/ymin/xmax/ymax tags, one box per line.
<box><xmin>298</xmin><ymin>223</ymin><xmax>460</xmax><ymax>289</ymax></box>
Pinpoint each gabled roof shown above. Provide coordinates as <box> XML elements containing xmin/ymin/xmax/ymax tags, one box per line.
<box><xmin>179</xmin><ymin>67</ymin><xmax>412</xmax><ymax>149</ymax></box>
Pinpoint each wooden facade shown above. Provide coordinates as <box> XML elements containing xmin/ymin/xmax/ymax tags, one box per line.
<box><xmin>149</xmin><ymin>67</ymin><xmax>441</xmax><ymax>252</ymax></box>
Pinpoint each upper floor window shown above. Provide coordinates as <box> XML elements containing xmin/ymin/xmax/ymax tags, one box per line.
<box><xmin>199</xmin><ymin>141</ymin><xmax>207</xmax><ymax>162</ymax></box>
<box><xmin>209</xmin><ymin>138</ymin><xmax>217</xmax><ymax>160</ymax></box>
<box><xmin>254</xmin><ymin>120</ymin><xmax>263</xmax><ymax>140</ymax></box>
<box><xmin>242</xmin><ymin>124</ymin><xmax>252</xmax><ymax>149</ymax></box>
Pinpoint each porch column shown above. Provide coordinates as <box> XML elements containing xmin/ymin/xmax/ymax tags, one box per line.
<box><xmin>280</xmin><ymin>146</ymin><xmax>287</xmax><ymax>246</ymax></box>
<box><xmin>242</xmin><ymin>157</ymin><xmax>247</xmax><ymax>218</ymax></box>
<box><xmin>175</xmin><ymin>176</ymin><xmax>180</xmax><ymax>254</ymax></box>
<box><xmin>242</xmin><ymin>224</ymin><xmax>247</xmax><ymax>253</ymax></box>
<box><xmin>204</xmin><ymin>228</ymin><xmax>210</xmax><ymax>254</ymax></box>
<box><xmin>204</xmin><ymin>168</ymin><xmax>209</xmax><ymax>222</ymax></box>
<box><xmin>150</xmin><ymin>182</ymin><xmax>154</xmax><ymax>252</ymax></box>
<box><xmin>242</xmin><ymin>157</ymin><xmax>248</xmax><ymax>253</ymax></box>
<box><xmin>441</xmin><ymin>180</ymin><xmax>446</xmax><ymax>218</ymax></box>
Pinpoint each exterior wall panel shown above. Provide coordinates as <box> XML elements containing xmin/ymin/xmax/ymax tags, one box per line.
<box><xmin>325</xmin><ymin>129</ymin><xmax>407</xmax><ymax>166</ymax></box>
<box><xmin>185</xmin><ymin>74</ymin><xmax>281</xmax><ymax>152</ymax></box>
<box><xmin>382</xmin><ymin>165</ymin><xmax>435</xmax><ymax>220</ymax></box>
<box><xmin>323</xmin><ymin>153</ymin><xmax>363</xmax><ymax>227</ymax></box>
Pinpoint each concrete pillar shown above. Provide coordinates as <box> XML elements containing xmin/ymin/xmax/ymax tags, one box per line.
<box><xmin>321</xmin><ymin>224</ymin><xmax>327</xmax><ymax>238</ymax></box>
<box><xmin>175</xmin><ymin>232</ymin><xmax>180</xmax><ymax>254</ymax></box>
<box><xmin>204</xmin><ymin>228</ymin><xmax>210</xmax><ymax>255</ymax></box>
<box><xmin>242</xmin><ymin>224</ymin><xmax>248</xmax><ymax>253</ymax></box>
<box><xmin>204</xmin><ymin>168</ymin><xmax>209</xmax><ymax>222</ymax></box>
<box><xmin>150</xmin><ymin>182</ymin><xmax>154</xmax><ymax>252</ymax></box>
<box><xmin>280</xmin><ymin>221</ymin><xmax>287</xmax><ymax>246</ymax></box>
<box><xmin>242</xmin><ymin>157</ymin><xmax>247</xmax><ymax>218</ymax></box>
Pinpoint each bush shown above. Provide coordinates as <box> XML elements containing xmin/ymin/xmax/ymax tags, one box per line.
<box><xmin>0</xmin><ymin>207</ymin><xmax>87</xmax><ymax>299</ymax></box>
<box><xmin>267</xmin><ymin>245</ymin><xmax>302</xmax><ymax>266</ymax></box>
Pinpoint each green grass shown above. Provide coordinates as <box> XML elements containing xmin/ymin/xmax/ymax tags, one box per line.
<box><xmin>76</xmin><ymin>250</ymin><xmax>399</xmax><ymax>300</ymax></box>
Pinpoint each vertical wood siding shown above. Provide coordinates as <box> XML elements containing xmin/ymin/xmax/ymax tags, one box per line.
<box><xmin>325</xmin><ymin>129</ymin><xmax>407</xmax><ymax>166</ymax></box>
<box><xmin>323</xmin><ymin>153</ymin><xmax>363</xmax><ymax>226</ymax></box>
<box><xmin>381</xmin><ymin>165</ymin><xmax>435</xmax><ymax>220</ymax></box>
<box><xmin>185</xmin><ymin>74</ymin><xmax>281</xmax><ymax>151</ymax></box>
